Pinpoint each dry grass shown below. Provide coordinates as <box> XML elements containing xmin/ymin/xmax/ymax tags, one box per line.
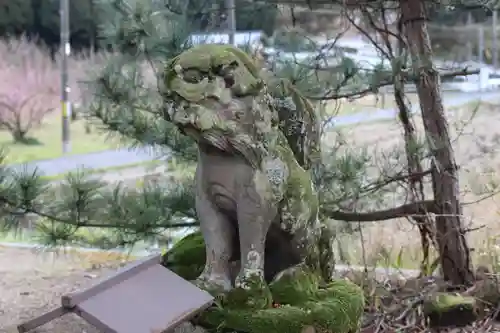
<box><xmin>325</xmin><ymin>93</ymin><xmax>421</xmax><ymax>115</ymax></box>
<box><xmin>328</xmin><ymin>91</ymin><xmax>474</xmax><ymax>116</ymax></box>
<box><xmin>326</xmin><ymin>99</ymin><xmax>500</xmax><ymax>270</ymax></box>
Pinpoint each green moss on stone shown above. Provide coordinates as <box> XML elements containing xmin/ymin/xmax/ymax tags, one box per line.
<box><xmin>424</xmin><ymin>293</ymin><xmax>475</xmax><ymax>313</ymax></box>
<box><xmin>224</xmin><ymin>275</ymin><xmax>273</xmax><ymax>310</ymax></box>
<box><xmin>202</xmin><ymin>272</ymin><xmax>364</xmax><ymax>333</ymax></box>
<box><xmin>161</xmin><ymin>231</ymin><xmax>205</xmax><ymax>280</ymax></box>
<box><xmin>166</xmin><ymin>234</ymin><xmax>364</xmax><ymax>333</ymax></box>
<box><xmin>269</xmin><ymin>263</ymin><xmax>320</xmax><ymax>305</ymax></box>
<box><xmin>423</xmin><ymin>293</ymin><xmax>477</xmax><ymax>328</ymax></box>
<box><xmin>164</xmin><ymin>44</ymin><xmax>263</xmax><ymax>101</ymax></box>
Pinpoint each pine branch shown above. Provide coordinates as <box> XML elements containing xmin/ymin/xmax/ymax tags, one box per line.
<box><xmin>0</xmin><ymin>163</ymin><xmax>198</xmax><ymax>247</ymax></box>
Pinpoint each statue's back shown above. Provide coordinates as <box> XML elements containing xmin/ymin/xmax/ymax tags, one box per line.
<box><xmin>267</xmin><ymin>77</ymin><xmax>321</xmax><ymax>175</ymax></box>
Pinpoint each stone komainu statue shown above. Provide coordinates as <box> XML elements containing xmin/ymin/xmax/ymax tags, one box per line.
<box><xmin>162</xmin><ymin>44</ymin><xmax>325</xmax><ymax>291</ymax></box>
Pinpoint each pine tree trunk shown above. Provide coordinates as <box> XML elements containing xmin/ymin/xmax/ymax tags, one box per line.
<box><xmin>393</xmin><ymin>74</ymin><xmax>437</xmax><ymax>274</ymax></box>
<box><xmin>399</xmin><ymin>0</ymin><xmax>474</xmax><ymax>286</ymax></box>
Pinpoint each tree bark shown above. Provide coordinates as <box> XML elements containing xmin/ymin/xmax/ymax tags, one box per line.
<box><xmin>393</xmin><ymin>68</ymin><xmax>438</xmax><ymax>274</ymax></box>
<box><xmin>399</xmin><ymin>0</ymin><xmax>474</xmax><ymax>285</ymax></box>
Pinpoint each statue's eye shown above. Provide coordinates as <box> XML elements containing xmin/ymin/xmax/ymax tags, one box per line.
<box><xmin>183</xmin><ymin>70</ymin><xmax>203</xmax><ymax>83</ymax></box>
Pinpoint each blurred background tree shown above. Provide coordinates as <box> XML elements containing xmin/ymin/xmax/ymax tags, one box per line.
<box><xmin>0</xmin><ymin>0</ymin><xmax>277</xmax><ymax>54</ymax></box>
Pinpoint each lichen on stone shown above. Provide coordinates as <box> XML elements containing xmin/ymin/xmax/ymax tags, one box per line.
<box><xmin>423</xmin><ymin>293</ymin><xmax>475</xmax><ymax>313</ymax></box>
<box><xmin>163</xmin><ymin>44</ymin><xmax>281</xmax><ymax>170</ymax></box>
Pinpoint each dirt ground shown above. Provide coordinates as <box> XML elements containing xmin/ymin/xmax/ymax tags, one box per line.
<box><xmin>0</xmin><ymin>246</ymin><xmax>126</xmax><ymax>333</ymax></box>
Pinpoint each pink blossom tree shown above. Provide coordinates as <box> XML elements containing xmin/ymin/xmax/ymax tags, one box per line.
<box><xmin>0</xmin><ymin>38</ymin><xmax>58</xmax><ymax>143</ymax></box>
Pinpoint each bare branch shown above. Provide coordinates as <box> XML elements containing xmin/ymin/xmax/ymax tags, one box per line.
<box><xmin>322</xmin><ymin>200</ymin><xmax>437</xmax><ymax>222</ymax></box>
<box><xmin>309</xmin><ymin>68</ymin><xmax>479</xmax><ymax>100</ymax></box>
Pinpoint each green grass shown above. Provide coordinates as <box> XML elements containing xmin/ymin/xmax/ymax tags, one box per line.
<box><xmin>1</xmin><ymin>112</ymin><xmax>124</xmax><ymax>164</ymax></box>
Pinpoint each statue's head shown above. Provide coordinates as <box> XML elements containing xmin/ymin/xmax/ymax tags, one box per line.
<box><xmin>163</xmin><ymin>44</ymin><xmax>279</xmax><ymax>167</ymax></box>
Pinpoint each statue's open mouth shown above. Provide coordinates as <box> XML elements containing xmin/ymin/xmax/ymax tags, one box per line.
<box><xmin>178</xmin><ymin>124</ymin><xmax>228</xmax><ymax>151</ymax></box>
<box><xmin>175</xmin><ymin>116</ymin><xmax>263</xmax><ymax>168</ymax></box>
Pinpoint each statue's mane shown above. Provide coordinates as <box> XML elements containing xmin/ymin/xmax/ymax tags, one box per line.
<box><xmin>196</xmin><ymin>127</ymin><xmax>269</xmax><ymax>169</ymax></box>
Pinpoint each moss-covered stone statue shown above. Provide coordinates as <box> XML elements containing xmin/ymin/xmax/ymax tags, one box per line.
<box><xmin>161</xmin><ymin>44</ymin><xmax>363</xmax><ymax>333</ymax></box>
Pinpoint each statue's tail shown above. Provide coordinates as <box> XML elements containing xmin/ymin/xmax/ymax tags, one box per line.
<box><xmin>268</xmin><ymin>78</ymin><xmax>322</xmax><ymax>184</ymax></box>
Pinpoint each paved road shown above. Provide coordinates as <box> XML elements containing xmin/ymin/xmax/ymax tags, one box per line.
<box><xmin>325</xmin><ymin>90</ymin><xmax>500</xmax><ymax>126</ymax></box>
<box><xmin>9</xmin><ymin>146</ymin><xmax>169</xmax><ymax>177</ymax></box>
<box><xmin>7</xmin><ymin>91</ymin><xmax>500</xmax><ymax>177</ymax></box>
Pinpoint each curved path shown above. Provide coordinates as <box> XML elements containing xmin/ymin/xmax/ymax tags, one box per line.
<box><xmin>6</xmin><ymin>91</ymin><xmax>500</xmax><ymax>177</ymax></box>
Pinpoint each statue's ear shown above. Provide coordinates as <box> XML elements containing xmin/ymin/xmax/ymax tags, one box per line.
<box><xmin>213</xmin><ymin>64</ymin><xmax>224</xmax><ymax>76</ymax></box>
<box><xmin>254</xmin><ymin>79</ymin><xmax>265</xmax><ymax>91</ymax></box>
<box><xmin>271</xmin><ymin>114</ymin><xmax>279</xmax><ymax>127</ymax></box>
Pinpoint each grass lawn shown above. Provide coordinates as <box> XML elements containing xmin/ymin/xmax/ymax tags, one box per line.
<box><xmin>1</xmin><ymin>112</ymin><xmax>125</xmax><ymax>164</ymax></box>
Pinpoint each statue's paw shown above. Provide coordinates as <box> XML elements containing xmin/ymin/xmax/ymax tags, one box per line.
<box><xmin>192</xmin><ymin>275</ymin><xmax>232</xmax><ymax>296</ymax></box>
<box><xmin>234</xmin><ymin>269</ymin><xmax>266</xmax><ymax>290</ymax></box>
<box><xmin>229</xmin><ymin>271</ymin><xmax>272</xmax><ymax>310</ymax></box>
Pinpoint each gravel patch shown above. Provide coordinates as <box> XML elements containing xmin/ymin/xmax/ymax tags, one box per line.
<box><xmin>0</xmin><ymin>246</ymin><xmax>122</xmax><ymax>333</ymax></box>
<box><xmin>0</xmin><ymin>246</ymin><xmax>208</xmax><ymax>333</ymax></box>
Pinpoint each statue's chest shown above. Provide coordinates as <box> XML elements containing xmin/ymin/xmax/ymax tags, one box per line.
<box><xmin>198</xmin><ymin>153</ymin><xmax>250</xmax><ymax>212</ymax></box>
<box><xmin>200</xmin><ymin>166</ymin><xmax>239</xmax><ymax>212</ymax></box>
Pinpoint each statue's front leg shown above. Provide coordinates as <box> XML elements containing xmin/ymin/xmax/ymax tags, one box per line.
<box><xmin>235</xmin><ymin>182</ymin><xmax>277</xmax><ymax>288</ymax></box>
<box><xmin>195</xmin><ymin>189</ymin><xmax>234</xmax><ymax>292</ymax></box>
